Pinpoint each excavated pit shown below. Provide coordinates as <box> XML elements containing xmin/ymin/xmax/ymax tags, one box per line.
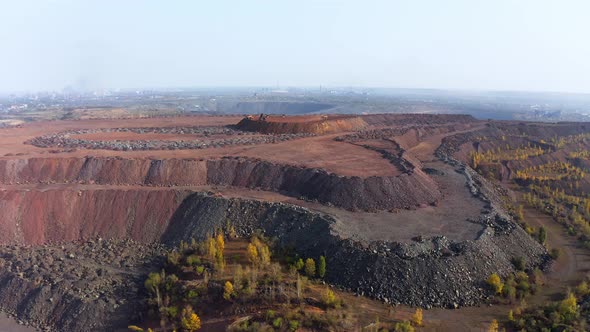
<box><xmin>0</xmin><ymin>114</ymin><xmax>557</xmax><ymax>331</ymax></box>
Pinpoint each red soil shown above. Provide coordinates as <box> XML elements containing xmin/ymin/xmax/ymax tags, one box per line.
<box><xmin>0</xmin><ymin>187</ymin><xmax>192</xmax><ymax>245</ymax></box>
<box><xmin>0</xmin><ymin>113</ymin><xmax>480</xmax><ymax>245</ymax></box>
<box><xmin>0</xmin><ymin>116</ymin><xmax>396</xmax><ymax>177</ymax></box>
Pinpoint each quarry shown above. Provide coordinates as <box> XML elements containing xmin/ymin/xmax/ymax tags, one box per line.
<box><xmin>0</xmin><ymin>112</ymin><xmax>588</xmax><ymax>331</ymax></box>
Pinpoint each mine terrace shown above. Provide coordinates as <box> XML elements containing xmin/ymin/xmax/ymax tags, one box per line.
<box><xmin>0</xmin><ymin>112</ymin><xmax>588</xmax><ymax>331</ymax></box>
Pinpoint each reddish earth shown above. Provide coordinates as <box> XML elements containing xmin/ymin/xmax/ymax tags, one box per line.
<box><xmin>3</xmin><ymin>113</ymin><xmax>588</xmax><ymax>331</ymax></box>
<box><xmin>0</xmin><ymin>113</ymin><xmax>486</xmax><ymax>246</ymax></box>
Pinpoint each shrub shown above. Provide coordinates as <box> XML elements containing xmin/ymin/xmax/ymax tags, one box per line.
<box><xmin>487</xmin><ymin>273</ymin><xmax>503</xmax><ymax>294</ymax></box>
<box><xmin>181</xmin><ymin>305</ymin><xmax>202</xmax><ymax>331</ymax></box>
<box><xmin>322</xmin><ymin>287</ymin><xmax>340</xmax><ymax>308</ymax></box>
<box><xmin>223</xmin><ymin>281</ymin><xmax>234</xmax><ymax>300</ymax></box>
<box><xmin>304</xmin><ymin>258</ymin><xmax>316</xmax><ymax>278</ymax></box>
<box><xmin>216</xmin><ymin>233</ymin><xmax>225</xmax><ymax>253</ymax></box>
<box><xmin>550</xmin><ymin>248</ymin><xmax>561</xmax><ymax>259</ymax></box>
<box><xmin>265</xmin><ymin>310</ymin><xmax>276</xmax><ymax>321</ymax></box>
<box><xmin>488</xmin><ymin>319</ymin><xmax>498</xmax><ymax>332</ymax></box>
<box><xmin>295</xmin><ymin>258</ymin><xmax>304</xmax><ymax>271</ymax></box>
<box><xmin>538</xmin><ymin>226</ymin><xmax>547</xmax><ymax>244</ymax></box>
<box><xmin>164</xmin><ymin>306</ymin><xmax>178</xmax><ymax>319</ymax></box>
<box><xmin>558</xmin><ymin>292</ymin><xmax>578</xmax><ymax>323</ymax></box>
<box><xmin>167</xmin><ymin>251</ymin><xmax>181</xmax><ymax>266</ymax></box>
<box><xmin>576</xmin><ymin>281</ymin><xmax>589</xmax><ymax>296</ymax></box>
<box><xmin>145</xmin><ymin>272</ymin><xmax>162</xmax><ymax>295</ymax></box>
<box><xmin>411</xmin><ymin>308</ymin><xmax>423</xmax><ymax>327</ymax></box>
<box><xmin>502</xmin><ymin>283</ymin><xmax>516</xmax><ymax>301</ymax></box>
<box><xmin>516</xmin><ymin>279</ymin><xmax>531</xmax><ymax>299</ymax></box>
<box><xmin>185</xmin><ymin>289</ymin><xmax>199</xmax><ymax>300</ymax></box>
<box><xmin>511</xmin><ymin>257</ymin><xmax>526</xmax><ymax>271</ymax></box>
<box><xmin>288</xmin><ymin>320</ymin><xmax>300</xmax><ymax>332</ymax></box>
<box><xmin>394</xmin><ymin>320</ymin><xmax>415</xmax><ymax>332</ymax></box>
<box><xmin>185</xmin><ymin>255</ymin><xmax>201</xmax><ymax>266</ymax></box>
<box><xmin>272</xmin><ymin>317</ymin><xmax>283</xmax><ymax>329</ymax></box>
<box><xmin>246</xmin><ymin>243</ymin><xmax>258</xmax><ymax>264</ymax></box>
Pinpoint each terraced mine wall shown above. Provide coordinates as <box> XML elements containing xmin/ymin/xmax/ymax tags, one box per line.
<box><xmin>0</xmin><ymin>156</ymin><xmax>441</xmax><ymax>211</ymax></box>
<box><xmin>162</xmin><ymin>192</ymin><xmax>548</xmax><ymax>308</ymax></box>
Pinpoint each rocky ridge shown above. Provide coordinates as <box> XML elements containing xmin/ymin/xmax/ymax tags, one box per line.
<box><xmin>0</xmin><ymin>239</ymin><xmax>166</xmax><ymax>331</ymax></box>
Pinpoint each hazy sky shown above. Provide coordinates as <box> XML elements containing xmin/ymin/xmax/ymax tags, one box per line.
<box><xmin>1</xmin><ymin>0</ymin><xmax>589</xmax><ymax>93</ymax></box>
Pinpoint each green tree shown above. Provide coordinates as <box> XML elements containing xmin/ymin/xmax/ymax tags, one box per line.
<box><xmin>318</xmin><ymin>256</ymin><xmax>326</xmax><ymax>278</ymax></box>
<box><xmin>145</xmin><ymin>271</ymin><xmax>163</xmax><ymax>307</ymax></box>
<box><xmin>294</xmin><ymin>258</ymin><xmax>304</xmax><ymax>271</ymax></box>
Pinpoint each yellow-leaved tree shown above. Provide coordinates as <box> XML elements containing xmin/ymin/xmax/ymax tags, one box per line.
<box><xmin>223</xmin><ymin>281</ymin><xmax>234</xmax><ymax>300</ymax></box>
<box><xmin>487</xmin><ymin>273</ymin><xmax>503</xmax><ymax>294</ymax></box>
<box><xmin>181</xmin><ymin>305</ymin><xmax>201</xmax><ymax>331</ymax></box>
<box><xmin>411</xmin><ymin>308</ymin><xmax>423</xmax><ymax>327</ymax></box>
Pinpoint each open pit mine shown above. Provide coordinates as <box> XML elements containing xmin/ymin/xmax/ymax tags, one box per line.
<box><xmin>2</xmin><ymin>113</ymin><xmax>582</xmax><ymax>331</ymax></box>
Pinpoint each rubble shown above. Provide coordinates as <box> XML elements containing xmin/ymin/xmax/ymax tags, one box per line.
<box><xmin>26</xmin><ymin>126</ymin><xmax>313</xmax><ymax>151</ymax></box>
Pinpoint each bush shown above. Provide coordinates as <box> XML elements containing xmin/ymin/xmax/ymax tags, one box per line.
<box><xmin>272</xmin><ymin>317</ymin><xmax>283</xmax><ymax>329</ymax></box>
<box><xmin>288</xmin><ymin>320</ymin><xmax>300</xmax><ymax>332</ymax></box>
<box><xmin>181</xmin><ymin>305</ymin><xmax>201</xmax><ymax>331</ymax></box>
<box><xmin>502</xmin><ymin>283</ymin><xmax>516</xmax><ymax>301</ymax></box>
<box><xmin>322</xmin><ymin>287</ymin><xmax>340</xmax><ymax>309</ymax></box>
<box><xmin>265</xmin><ymin>310</ymin><xmax>276</xmax><ymax>321</ymax></box>
<box><xmin>223</xmin><ymin>281</ymin><xmax>234</xmax><ymax>300</ymax></box>
<box><xmin>185</xmin><ymin>255</ymin><xmax>201</xmax><ymax>266</ymax></box>
<box><xmin>488</xmin><ymin>319</ymin><xmax>498</xmax><ymax>332</ymax></box>
<box><xmin>411</xmin><ymin>308</ymin><xmax>423</xmax><ymax>327</ymax></box>
<box><xmin>294</xmin><ymin>258</ymin><xmax>304</xmax><ymax>271</ymax></box>
<box><xmin>538</xmin><ymin>226</ymin><xmax>547</xmax><ymax>244</ymax></box>
<box><xmin>576</xmin><ymin>281</ymin><xmax>589</xmax><ymax>296</ymax></box>
<box><xmin>167</xmin><ymin>251</ymin><xmax>181</xmax><ymax>266</ymax></box>
<box><xmin>511</xmin><ymin>257</ymin><xmax>526</xmax><ymax>271</ymax></box>
<box><xmin>487</xmin><ymin>273</ymin><xmax>503</xmax><ymax>294</ymax></box>
<box><xmin>394</xmin><ymin>320</ymin><xmax>415</xmax><ymax>332</ymax></box>
<box><xmin>558</xmin><ymin>292</ymin><xmax>578</xmax><ymax>323</ymax></box>
<box><xmin>304</xmin><ymin>258</ymin><xmax>316</xmax><ymax>278</ymax></box>
<box><xmin>550</xmin><ymin>248</ymin><xmax>561</xmax><ymax>259</ymax></box>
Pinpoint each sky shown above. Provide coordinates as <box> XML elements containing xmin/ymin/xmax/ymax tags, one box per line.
<box><xmin>0</xmin><ymin>0</ymin><xmax>589</xmax><ymax>93</ymax></box>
